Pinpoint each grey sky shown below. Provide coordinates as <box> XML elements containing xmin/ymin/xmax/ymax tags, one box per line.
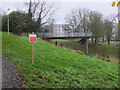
<box><xmin>55</xmin><ymin>2</ymin><xmax>117</xmax><ymax>23</ymax></box>
<box><xmin>1</xmin><ymin>1</ymin><xmax>118</xmax><ymax>24</ymax></box>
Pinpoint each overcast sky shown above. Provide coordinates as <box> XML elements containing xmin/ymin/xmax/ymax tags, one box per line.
<box><xmin>0</xmin><ymin>0</ymin><xmax>118</xmax><ymax>24</ymax></box>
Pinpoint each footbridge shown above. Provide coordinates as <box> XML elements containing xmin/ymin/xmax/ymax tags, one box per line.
<box><xmin>36</xmin><ymin>32</ymin><xmax>92</xmax><ymax>39</ymax></box>
<box><xmin>35</xmin><ymin>32</ymin><xmax>92</xmax><ymax>55</ymax></box>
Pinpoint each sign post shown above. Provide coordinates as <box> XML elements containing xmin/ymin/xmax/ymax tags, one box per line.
<box><xmin>29</xmin><ymin>32</ymin><xmax>37</xmax><ymax>64</ymax></box>
<box><xmin>32</xmin><ymin>39</ymin><xmax>34</xmax><ymax>64</ymax></box>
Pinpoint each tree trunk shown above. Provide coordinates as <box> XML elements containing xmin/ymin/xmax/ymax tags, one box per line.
<box><xmin>102</xmin><ymin>37</ymin><xmax>104</xmax><ymax>42</ymax></box>
<box><xmin>107</xmin><ymin>39</ymin><xmax>110</xmax><ymax>45</ymax></box>
<box><xmin>95</xmin><ymin>39</ymin><xmax>98</xmax><ymax>44</ymax></box>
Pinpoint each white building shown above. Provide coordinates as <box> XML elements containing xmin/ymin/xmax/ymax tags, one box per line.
<box><xmin>112</xmin><ymin>23</ymin><xmax>118</xmax><ymax>40</ymax></box>
<box><xmin>52</xmin><ymin>24</ymin><xmax>68</xmax><ymax>37</ymax></box>
<box><xmin>43</xmin><ymin>24</ymin><xmax>69</xmax><ymax>37</ymax></box>
<box><xmin>39</xmin><ymin>24</ymin><xmax>92</xmax><ymax>38</ymax></box>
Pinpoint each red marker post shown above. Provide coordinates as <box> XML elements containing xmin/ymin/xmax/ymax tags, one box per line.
<box><xmin>29</xmin><ymin>32</ymin><xmax>37</xmax><ymax>64</ymax></box>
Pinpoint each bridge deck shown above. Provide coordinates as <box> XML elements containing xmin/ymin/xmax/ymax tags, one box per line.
<box><xmin>40</xmin><ymin>36</ymin><xmax>91</xmax><ymax>39</ymax></box>
<box><xmin>36</xmin><ymin>32</ymin><xmax>92</xmax><ymax>39</ymax></box>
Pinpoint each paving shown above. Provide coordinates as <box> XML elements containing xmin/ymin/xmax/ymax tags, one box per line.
<box><xmin>2</xmin><ymin>55</ymin><xmax>22</xmax><ymax>88</ymax></box>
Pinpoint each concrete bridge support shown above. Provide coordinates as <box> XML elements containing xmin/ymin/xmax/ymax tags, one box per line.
<box><xmin>81</xmin><ymin>38</ymin><xmax>88</xmax><ymax>55</ymax></box>
<box><xmin>85</xmin><ymin>38</ymin><xmax>88</xmax><ymax>55</ymax></box>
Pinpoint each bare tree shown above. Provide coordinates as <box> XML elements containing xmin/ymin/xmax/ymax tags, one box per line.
<box><xmin>43</xmin><ymin>18</ymin><xmax>55</xmax><ymax>33</ymax></box>
<box><xmin>65</xmin><ymin>8</ymin><xmax>104</xmax><ymax>44</ymax></box>
<box><xmin>65</xmin><ymin>9</ymin><xmax>78</xmax><ymax>34</ymax></box>
<box><xmin>89</xmin><ymin>11</ymin><xmax>103</xmax><ymax>44</ymax></box>
<box><xmin>79</xmin><ymin>8</ymin><xmax>90</xmax><ymax>32</ymax></box>
<box><xmin>104</xmin><ymin>19</ymin><xmax>114</xmax><ymax>45</ymax></box>
<box><xmin>65</xmin><ymin>8</ymin><xmax>91</xmax><ymax>34</ymax></box>
<box><xmin>25</xmin><ymin>0</ymin><xmax>55</xmax><ymax>32</ymax></box>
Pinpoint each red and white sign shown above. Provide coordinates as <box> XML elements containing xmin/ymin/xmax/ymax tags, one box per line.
<box><xmin>29</xmin><ymin>34</ymin><xmax>37</xmax><ymax>42</ymax></box>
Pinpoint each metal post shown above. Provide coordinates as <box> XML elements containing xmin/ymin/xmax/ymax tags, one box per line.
<box><xmin>8</xmin><ymin>9</ymin><xmax>10</xmax><ymax>35</ymax></box>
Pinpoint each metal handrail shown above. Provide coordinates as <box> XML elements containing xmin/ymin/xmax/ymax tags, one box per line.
<box><xmin>37</xmin><ymin>32</ymin><xmax>92</xmax><ymax>38</ymax></box>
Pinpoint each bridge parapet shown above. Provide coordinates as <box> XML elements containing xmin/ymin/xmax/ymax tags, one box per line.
<box><xmin>36</xmin><ymin>32</ymin><xmax>92</xmax><ymax>38</ymax></box>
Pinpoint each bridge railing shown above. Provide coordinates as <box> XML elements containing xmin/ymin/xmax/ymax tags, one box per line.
<box><xmin>36</xmin><ymin>32</ymin><xmax>92</xmax><ymax>38</ymax></box>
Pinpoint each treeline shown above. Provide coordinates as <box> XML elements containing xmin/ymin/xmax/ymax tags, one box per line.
<box><xmin>65</xmin><ymin>8</ymin><xmax>119</xmax><ymax>45</ymax></box>
<box><xmin>2</xmin><ymin>1</ymin><xmax>55</xmax><ymax>35</ymax></box>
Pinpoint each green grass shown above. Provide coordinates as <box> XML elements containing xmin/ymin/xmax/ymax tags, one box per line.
<box><xmin>52</xmin><ymin>40</ymin><xmax>83</xmax><ymax>50</ymax></box>
<box><xmin>53</xmin><ymin>39</ymin><xmax>119</xmax><ymax>63</ymax></box>
<box><xmin>98</xmin><ymin>42</ymin><xmax>120</xmax><ymax>46</ymax></box>
<box><xmin>52</xmin><ymin>39</ymin><xmax>69</xmax><ymax>42</ymax></box>
<box><xmin>88</xmin><ymin>42</ymin><xmax>119</xmax><ymax>63</ymax></box>
<box><xmin>2</xmin><ymin>32</ymin><xmax>119</xmax><ymax>88</ymax></box>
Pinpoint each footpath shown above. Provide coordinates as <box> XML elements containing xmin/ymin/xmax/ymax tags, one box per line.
<box><xmin>2</xmin><ymin>55</ymin><xmax>22</xmax><ymax>88</ymax></box>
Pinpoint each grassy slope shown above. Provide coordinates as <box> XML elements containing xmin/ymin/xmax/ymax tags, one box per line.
<box><xmin>54</xmin><ymin>40</ymin><xmax>119</xmax><ymax>63</ymax></box>
<box><xmin>2</xmin><ymin>32</ymin><xmax>119</xmax><ymax>88</ymax></box>
<box><xmin>98</xmin><ymin>42</ymin><xmax>120</xmax><ymax>46</ymax></box>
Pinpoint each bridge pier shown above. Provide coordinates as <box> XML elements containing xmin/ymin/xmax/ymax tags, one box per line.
<box><xmin>81</xmin><ymin>38</ymin><xmax>88</xmax><ymax>55</ymax></box>
<box><xmin>85</xmin><ymin>38</ymin><xmax>88</xmax><ymax>55</ymax></box>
